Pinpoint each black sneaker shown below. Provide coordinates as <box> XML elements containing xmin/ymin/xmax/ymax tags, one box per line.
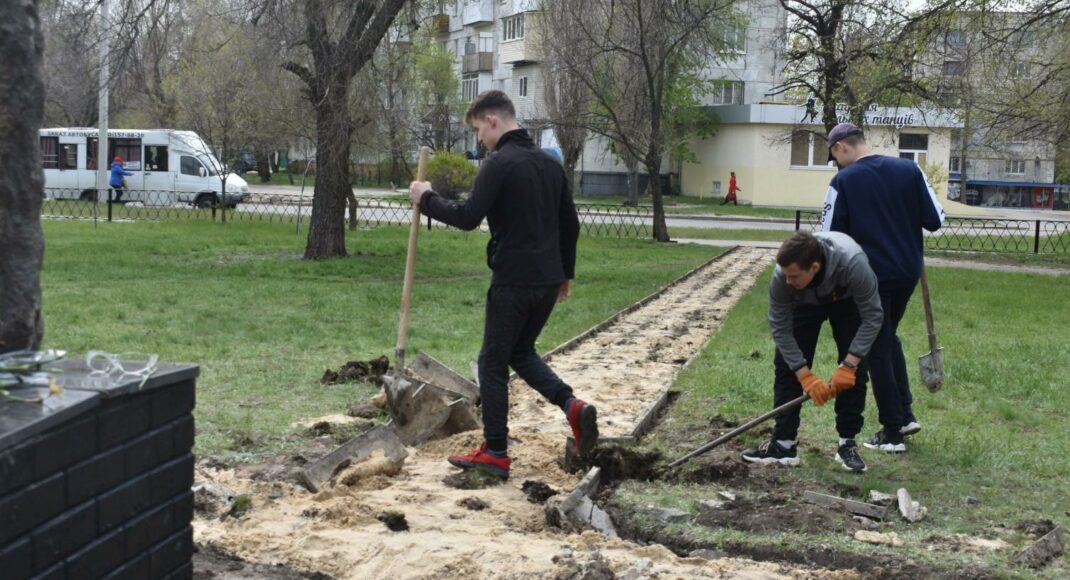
<box><xmin>900</xmin><ymin>421</ymin><xmax>922</xmax><ymax>436</ymax></box>
<box><xmin>863</xmin><ymin>430</ymin><xmax>906</xmax><ymax>453</ymax></box>
<box><xmin>835</xmin><ymin>440</ymin><xmax>867</xmax><ymax>472</ymax></box>
<box><xmin>741</xmin><ymin>440</ymin><xmax>800</xmax><ymax>466</ymax></box>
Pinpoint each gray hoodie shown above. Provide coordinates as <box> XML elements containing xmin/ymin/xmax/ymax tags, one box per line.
<box><xmin>768</xmin><ymin>232</ymin><xmax>883</xmax><ymax>372</ymax></box>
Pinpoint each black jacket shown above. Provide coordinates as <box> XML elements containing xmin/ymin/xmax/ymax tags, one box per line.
<box><xmin>420</xmin><ymin>129</ymin><xmax>579</xmax><ymax>286</ymax></box>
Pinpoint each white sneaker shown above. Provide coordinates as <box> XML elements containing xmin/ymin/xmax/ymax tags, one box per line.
<box><xmin>900</xmin><ymin>421</ymin><xmax>922</xmax><ymax>436</ymax></box>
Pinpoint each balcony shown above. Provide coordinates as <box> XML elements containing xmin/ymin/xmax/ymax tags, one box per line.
<box><xmin>462</xmin><ymin>0</ymin><xmax>494</xmax><ymax>26</ymax></box>
<box><xmin>500</xmin><ymin>37</ymin><xmax>542</xmax><ymax>65</ymax></box>
<box><xmin>463</xmin><ymin>52</ymin><xmax>494</xmax><ymax>73</ymax></box>
<box><xmin>430</xmin><ymin>14</ymin><xmax>449</xmax><ymax>34</ymax></box>
<box><xmin>499</xmin><ymin>13</ymin><xmax>541</xmax><ymax>65</ymax></box>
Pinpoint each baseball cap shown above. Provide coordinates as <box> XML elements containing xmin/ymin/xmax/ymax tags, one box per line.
<box><xmin>827</xmin><ymin>122</ymin><xmax>864</xmax><ymax>150</ymax></box>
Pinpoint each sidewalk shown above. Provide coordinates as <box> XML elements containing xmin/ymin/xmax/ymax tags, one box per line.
<box><xmin>675</xmin><ymin>238</ymin><xmax>1069</xmax><ymax>276</ymax></box>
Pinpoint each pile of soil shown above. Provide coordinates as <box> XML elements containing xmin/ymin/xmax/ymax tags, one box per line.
<box><xmin>320</xmin><ymin>356</ymin><xmax>389</xmax><ymax>385</ymax></box>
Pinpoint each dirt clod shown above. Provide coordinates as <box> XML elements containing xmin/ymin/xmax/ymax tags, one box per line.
<box><xmin>457</xmin><ymin>497</ymin><xmax>489</xmax><ymax>511</ymax></box>
<box><xmin>1016</xmin><ymin>519</ymin><xmax>1056</xmax><ymax>537</ymax></box>
<box><xmin>377</xmin><ymin>510</ymin><xmax>409</xmax><ymax>532</ymax></box>
<box><xmin>321</xmin><ymin>356</ymin><xmax>390</xmax><ymax>385</ymax></box>
<box><xmin>522</xmin><ymin>480</ymin><xmax>558</xmax><ymax>504</ymax></box>
<box><xmin>306</xmin><ymin>421</ymin><xmax>333</xmax><ymax>437</ymax></box>
<box><xmin>694</xmin><ymin>492</ymin><xmax>854</xmax><ymax>534</ymax></box>
<box><xmin>707</xmin><ymin>415</ymin><xmax>739</xmax><ymax>430</ymax></box>
<box><xmin>442</xmin><ymin>468</ymin><xmax>506</xmax><ymax>490</ymax></box>
<box><xmin>679</xmin><ymin>457</ymin><xmax>749</xmax><ymax>483</ymax></box>
<box><xmin>584</xmin><ymin>445</ymin><xmax>664</xmax><ymax>483</ymax></box>
<box><xmin>346</xmin><ymin>403</ymin><xmax>382</xmax><ymax>419</ymax></box>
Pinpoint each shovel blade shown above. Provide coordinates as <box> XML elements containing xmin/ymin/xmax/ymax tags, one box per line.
<box><xmin>919</xmin><ymin>348</ymin><xmax>944</xmax><ymax>393</ymax></box>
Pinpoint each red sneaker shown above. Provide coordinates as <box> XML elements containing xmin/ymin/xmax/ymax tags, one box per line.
<box><xmin>567</xmin><ymin>399</ymin><xmax>599</xmax><ymax>458</ymax></box>
<box><xmin>447</xmin><ymin>442</ymin><xmax>511</xmax><ymax>478</ymax></box>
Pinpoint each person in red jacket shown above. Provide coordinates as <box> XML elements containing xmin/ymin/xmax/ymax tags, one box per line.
<box><xmin>723</xmin><ymin>172</ymin><xmax>741</xmax><ymax>205</ymax></box>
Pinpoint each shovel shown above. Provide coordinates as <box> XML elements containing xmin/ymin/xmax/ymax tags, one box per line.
<box><xmin>668</xmin><ymin>394</ymin><xmax>810</xmax><ymax>468</ymax></box>
<box><xmin>384</xmin><ymin>147</ymin><xmax>482</xmax><ymax>445</ymax></box>
<box><xmin>918</xmin><ymin>263</ymin><xmax>943</xmax><ymax>392</ymax></box>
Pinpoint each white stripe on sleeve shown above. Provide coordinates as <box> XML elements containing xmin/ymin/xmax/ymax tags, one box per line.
<box><xmin>920</xmin><ymin>169</ymin><xmax>947</xmax><ymax>225</ymax></box>
<box><xmin>820</xmin><ymin>185</ymin><xmax>838</xmax><ymax>232</ymax></box>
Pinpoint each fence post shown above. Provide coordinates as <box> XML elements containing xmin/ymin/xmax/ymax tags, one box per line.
<box><xmin>1035</xmin><ymin>220</ymin><xmax>1041</xmax><ymax>254</ymax></box>
<box><xmin>795</xmin><ymin>210</ymin><xmax>801</xmax><ymax>231</ymax></box>
<box><xmin>107</xmin><ymin>188</ymin><xmax>113</xmax><ymax>222</ymax></box>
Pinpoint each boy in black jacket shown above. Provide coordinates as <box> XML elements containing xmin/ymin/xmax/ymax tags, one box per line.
<box><xmin>409</xmin><ymin>91</ymin><xmax>596</xmax><ymax>478</ymax></box>
<box><xmin>822</xmin><ymin>122</ymin><xmax>945</xmax><ymax>452</ymax></box>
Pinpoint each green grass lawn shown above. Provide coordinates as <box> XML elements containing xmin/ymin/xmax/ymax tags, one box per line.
<box><xmin>668</xmin><ymin>227</ymin><xmax>793</xmax><ymax>243</ymax></box>
<box><xmin>576</xmin><ymin>195</ymin><xmax>804</xmax><ymax>218</ymax></box>
<box><xmin>254</xmin><ymin>171</ymin><xmax>395</xmax><ymax>189</ymax></box>
<box><xmin>39</xmin><ymin>220</ymin><xmax>720</xmax><ymax>460</ymax></box>
<box><xmin>614</xmin><ymin>265</ymin><xmax>1070</xmax><ymax>577</ymax></box>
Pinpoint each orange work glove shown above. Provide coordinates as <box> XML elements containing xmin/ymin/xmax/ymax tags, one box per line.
<box><xmin>798</xmin><ymin>371</ymin><xmax>833</xmax><ymax>406</ymax></box>
<box><xmin>829</xmin><ymin>364</ymin><xmax>857</xmax><ymax>394</ymax></box>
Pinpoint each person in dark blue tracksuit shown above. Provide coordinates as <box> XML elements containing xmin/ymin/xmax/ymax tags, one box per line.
<box><xmin>822</xmin><ymin>122</ymin><xmax>945</xmax><ymax>453</ymax></box>
<box><xmin>110</xmin><ymin>156</ymin><xmax>133</xmax><ymax>202</ymax></box>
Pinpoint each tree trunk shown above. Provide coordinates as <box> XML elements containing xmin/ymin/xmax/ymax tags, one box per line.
<box><xmin>0</xmin><ymin>0</ymin><xmax>46</xmax><ymax>352</ymax></box>
<box><xmin>347</xmin><ymin>192</ymin><xmax>358</xmax><ymax>230</ymax></box>
<box><xmin>625</xmin><ymin>159</ymin><xmax>640</xmax><ymax>207</ymax></box>
<box><xmin>645</xmin><ymin>157</ymin><xmax>670</xmax><ymax>242</ymax></box>
<box><xmin>563</xmin><ymin>143</ymin><xmax>582</xmax><ymax>197</ymax></box>
<box><xmin>304</xmin><ymin>76</ymin><xmax>350</xmax><ymax>260</ymax></box>
<box><xmin>256</xmin><ymin>149</ymin><xmax>272</xmax><ymax>183</ymax></box>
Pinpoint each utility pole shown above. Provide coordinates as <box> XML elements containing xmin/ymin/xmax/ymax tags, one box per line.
<box><xmin>96</xmin><ymin>0</ymin><xmax>110</xmax><ymax>199</ymax></box>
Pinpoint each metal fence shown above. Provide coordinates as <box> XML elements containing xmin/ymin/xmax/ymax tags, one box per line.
<box><xmin>41</xmin><ymin>188</ymin><xmax>652</xmax><ymax>238</ymax></box>
<box><xmin>794</xmin><ymin>209</ymin><xmax>1070</xmax><ymax>254</ymax></box>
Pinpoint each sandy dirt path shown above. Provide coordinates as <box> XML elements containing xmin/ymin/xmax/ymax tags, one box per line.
<box><xmin>194</xmin><ymin>248</ymin><xmax>855</xmax><ymax>579</ymax></box>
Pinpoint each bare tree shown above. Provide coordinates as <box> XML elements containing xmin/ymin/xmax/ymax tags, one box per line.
<box><xmin>771</xmin><ymin>0</ymin><xmax>962</xmax><ymax>136</ymax></box>
<box><xmin>551</xmin><ymin>0</ymin><xmax>737</xmax><ymax>241</ymax></box>
<box><xmin>536</xmin><ymin>0</ymin><xmax>592</xmax><ymax>195</ymax></box>
<box><xmin>366</xmin><ymin>21</ymin><xmax>417</xmax><ymax>186</ymax></box>
<box><xmin>42</xmin><ymin>1</ymin><xmax>100</xmax><ymax>126</ymax></box>
<box><xmin>1</xmin><ymin>0</ymin><xmax>47</xmax><ymax>352</ymax></box>
<box><xmin>115</xmin><ymin>0</ymin><xmax>185</xmax><ymax>126</ymax></box>
<box><xmin>255</xmin><ymin>0</ymin><xmax>408</xmax><ymax>260</ymax></box>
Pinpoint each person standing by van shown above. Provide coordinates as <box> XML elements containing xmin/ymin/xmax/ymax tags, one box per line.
<box><xmin>110</xmin><ymin>156</ymin><xmax>132</xmax><ymax>202</ymax></box>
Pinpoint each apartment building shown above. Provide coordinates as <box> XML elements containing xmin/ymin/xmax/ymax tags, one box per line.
<box><xmin>924</xmin><ymin>14</ymin><xmax>1062</xmax><ymax>210</ymax></box>
<box><xmin>434</xmin><ymin>0</ymin><xmax>788</xmax><ymax>195</ymax></box>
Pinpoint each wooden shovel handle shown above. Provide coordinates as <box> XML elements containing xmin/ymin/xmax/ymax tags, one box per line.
<box><xmin>397</xmin><ymin>146</ymin><xmax>431</xmax><ymax>354</ymax></box>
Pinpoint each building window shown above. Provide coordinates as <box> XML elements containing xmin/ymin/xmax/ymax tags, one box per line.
<box><xmin>710</xmin><ymin>81</ymin><xmax>744</xmax><ymax>105</ymax></box>
<box><xmin>723</xmin><ymin>25</ymin><xmax>746</xmax><ymax>54</ymax></box>
<box><xmin>518</xmin><ymin>76</ymin><xmax>528</xmax><ymax>97</ymax></box>
<box><xmin>1006</xmin><ymin>159</ymin><xmax>1026</xmax><ymax>175</ymax></box>
<box><xmin>462</xmin><ymin>74</ymin><xmax>479</xmax><ymax>101</ymax></box>
<box><xmin>899</xmin><ymin>133</ymin><xmax>928</xmax><ymax>166</ymax></box>
<box><xmin>1010</xmin><ymin>62</ymin><xmax>1030</xmax><ymax>78</ymax></box>
<box><xmin>943</xmin><ymin>60</ymin><xmax>964</xmax><ymax>77</ymax></box>
<box><xmin>502</xmin><ymin>14</ymin><xmax>524</xmax><ymax>41</ymax></box>
<box><xmin>946</xmin><ymin>30</ymin><xmax>967</xmax><ymax>48</ymax></box>
<box><xmin>789</xmin><ymin>130</ymin><xmax>830</xmax><ymax>168</ymax></box>
<box><xmin>950</xmin><ymin>156</ymin><xmax>961</xmax><ymax>173</ymax></box>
